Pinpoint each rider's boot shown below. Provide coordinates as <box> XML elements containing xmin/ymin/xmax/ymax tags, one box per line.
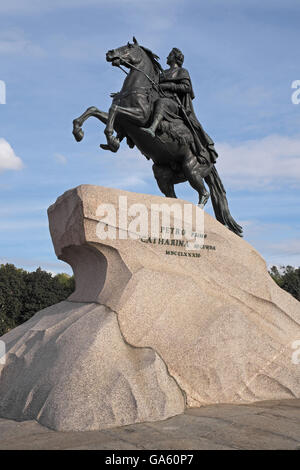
<box><xmin>141</xmin><ymin>111</ymin><xmax>164</xmax><ymax>138</ymax></box>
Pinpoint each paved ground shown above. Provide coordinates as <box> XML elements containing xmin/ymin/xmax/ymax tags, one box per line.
<box><xmin>0</xmin><ymin>399</ymin><xmax>299</xmax><ymax>450</ymax></box>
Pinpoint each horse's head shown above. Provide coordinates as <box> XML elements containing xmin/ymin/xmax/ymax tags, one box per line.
<box><xmin>106</xmin><ymin>37</ymin><xmax>143</xmax><ymax>69</ymax></box>
<box><xmin>106</xmin><ymin>37</ymin><xmax>162</xmax><ymax>78</ymax></box>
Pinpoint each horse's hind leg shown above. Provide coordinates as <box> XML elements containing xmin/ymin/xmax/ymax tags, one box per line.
<box><xmin>182</xmin><ymin>151</ymin><xmax>210</xmax><ymax>207</ymax></box>
<box><xmin>73</xmin><ymin>106</ymin><xmax>108</xmax><ymax>142</ymax></box>
<box><xmin>152</xmin><ymin>164</ymin><xmax>178</xmax><ymax>198</ymax></box>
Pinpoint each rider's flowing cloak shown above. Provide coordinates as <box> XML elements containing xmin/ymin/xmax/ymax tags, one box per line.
<box><xmin>160</xmin><ymin>67</ymin><xmax>218</xmax><ymax>164</ymax></box>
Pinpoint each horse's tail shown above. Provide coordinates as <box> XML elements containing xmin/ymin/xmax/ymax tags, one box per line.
<box><xmin>204</xmin><ymin>165</ymin><xmax>243</xmax><ymax>237</ymax></box>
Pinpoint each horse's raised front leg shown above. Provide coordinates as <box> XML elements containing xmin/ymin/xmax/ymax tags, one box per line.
<box><xmin>73</xmin><ymin>106</ymin><xmax>108</xmax><ymax>142</ymax></box>
<box><xmin>101</xmin><ymin>104</ymin><xmax>121</xmax><ymax>152</ymax></box>
<box><xmin>102</xmin><ymin>104</ymin><xmax>147</xmax><ymax>152</ymax></box>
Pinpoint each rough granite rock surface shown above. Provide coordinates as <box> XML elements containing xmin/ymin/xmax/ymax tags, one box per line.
<box><xmin>0</xmin><ymin>301</ymin><xmax>184</xmax><ymax>431</ymax></box>
<box><xmin>0</xmin><ymin>185</ymin><xmax>299</xmax><ymax>431</ymax></box>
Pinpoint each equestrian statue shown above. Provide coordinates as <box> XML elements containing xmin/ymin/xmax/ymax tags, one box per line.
<box><xmin>72</xmin><ymin>37</ymin><xmax>243</xmax><ymax>236</ymax></box>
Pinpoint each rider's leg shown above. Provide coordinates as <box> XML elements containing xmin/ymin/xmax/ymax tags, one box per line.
<box><xmin>142</xmin><ymin>99</ymin><xmax>166</xmax><ymax>138</ymax></box>
<box><xmin>182</xmin><ymin>151</ymin><xmax>210</xmax><ymax>207</ymax></box>
<box><xmin>141</xmin><ymin>98</ymin><xmax>177</xmax><ymax>138</ymax></box>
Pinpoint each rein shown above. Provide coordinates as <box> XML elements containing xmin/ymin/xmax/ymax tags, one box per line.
<box><xmin>116</xmin><ymin>58</ymin><xmax>165</xmax><ymax>97</ymax></box>
<box><xmin>116</xmin><ymin>86</ymin><xmax>152</xmax><ymax>100</ymax></box>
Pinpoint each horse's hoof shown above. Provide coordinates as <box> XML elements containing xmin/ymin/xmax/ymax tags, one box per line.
<box><xmin>73</xmin><ymin>128</ymin><xmax>84</xmax><ymax>142</ymax></box>
<box><xmin>110</xmin><ymin>137</ymin><xmax>120</xmax><ymax>152</ymax></box>
<box><xmin>100</xmin><ymin>144</ymin><xmax>111</xmax><ymax>150</ymax></box>
<box><xmin>198</xmin><ymin>192</ymin><xmax>210</xmax><ymax>208</ymax></box>
<box><xmin>100</xmin><ymin>138</ymin><xmax>120</xmax><ymax>153</ymax></box>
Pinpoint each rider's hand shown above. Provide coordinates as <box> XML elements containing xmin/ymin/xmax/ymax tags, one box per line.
<box><xmin>160</xmin><ymin>83</ymin><xmax>175</xmax><ymax>91</ymax></box>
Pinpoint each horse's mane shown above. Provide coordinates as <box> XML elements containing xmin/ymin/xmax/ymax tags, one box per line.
<box><xmin>139</xmin><ymin>45</ymin><xmax>163</xmax><ymax>75</ymax></box>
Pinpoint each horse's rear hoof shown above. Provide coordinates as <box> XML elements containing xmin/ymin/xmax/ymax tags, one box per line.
<box><xmin>198</xmin><ymin>192</ymin><xmax>210</xmax><ymax>208</ymax></box>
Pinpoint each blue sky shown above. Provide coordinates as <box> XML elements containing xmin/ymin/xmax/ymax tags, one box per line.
<box><xmin>0</xmin><ymin>0</ymin><xmax>300</xmax><ymax>274</ymax></box>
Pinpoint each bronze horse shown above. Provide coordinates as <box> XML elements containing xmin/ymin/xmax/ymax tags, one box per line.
<box><xmin>72</xmin><ymin>38</ymin><xmax>242</xmax><ymax>236</ymax></box>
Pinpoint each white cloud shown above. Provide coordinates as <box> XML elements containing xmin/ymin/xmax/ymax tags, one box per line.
<box><xmin>105</xmin><ymin>148</ymin><xmax>152</xmax><ymax>189</ymax></box>
<box><xmin>0</xmin><ymin>138</ymin><xmax>23</xmax><ymax>172</ymax></box>
<box><xmin>55</xmin><ymin>153</ymin><xmax>68</xmax><ymax>165</ymax></box>
<box><xmin>266</xmin><ymin>250</ymin><xmax>300</xmax><ymax>268</ymax></box>
<box><xmin>106</xmin><ymin>175</ymin><xmax>148</xmax><ymax>189</ymax></box>
<box><xmin>269</xmin><ymin>239</ymin><xmax>300</xmax><ymax>256</ymax></box>
<box><xmin>57</xmin><ymin>37</ymin><xmax>107</xmax><ymax>61</ymax></box>
<box><xmin>0</xmin><ymin>0</ymin><xmax>99</xmax><ymax>13</ymax></box>
<box><xmin>0</xmin><ymin>220</ymin><xmax>48</xmax><ymax>230</ymax></box>
<box><xmin>237</xmin><ymin>219</ymin><xmax>300</xmax><ymax>267</ymax></box>
<box><xmin>0</xmin><ymin>201</ymin><xmax>49</xmax><ymax>216</ymax></box>
<box><xmin>216</xmin><ymin>134</ymin><xmax>300</xmax><ymax>189</ymax></box>
<box><xmin>0</xmin><ymin>0</ymin><xmax>290</xmax><ymax>15</ymax></box>
<box><xmin>0</xmin><ymin>0</ymin><xmax>176</xmax><ymax>14</ymax></box>
<box><xmin>0</xmin><ymin>29</ymin><xmax>45</xmax><ymax>57</ymax></box>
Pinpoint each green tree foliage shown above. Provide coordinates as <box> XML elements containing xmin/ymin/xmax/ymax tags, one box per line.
<box><xmin>1</xmin><ymin>263</ymin><xmax>298</xmax><ymax>337</ymax></box>
<box><xmin>21</xmin><ymin>268</ymin><xmax>75</xmax><ymax>323</ymax></box>
<box><xmin>0</xmin><ymin>264</ymin><xmax>75</xmax><ymax>336</ymax></box>
<box><xmin>269</xmin><ymin>265</ymin><xmax>300</xmax><ymax>301</ymax></box>
<box><xmin>0</xmin><ymin>264</ymin><xmax>26</xmax><ymax>335</ymax></box>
